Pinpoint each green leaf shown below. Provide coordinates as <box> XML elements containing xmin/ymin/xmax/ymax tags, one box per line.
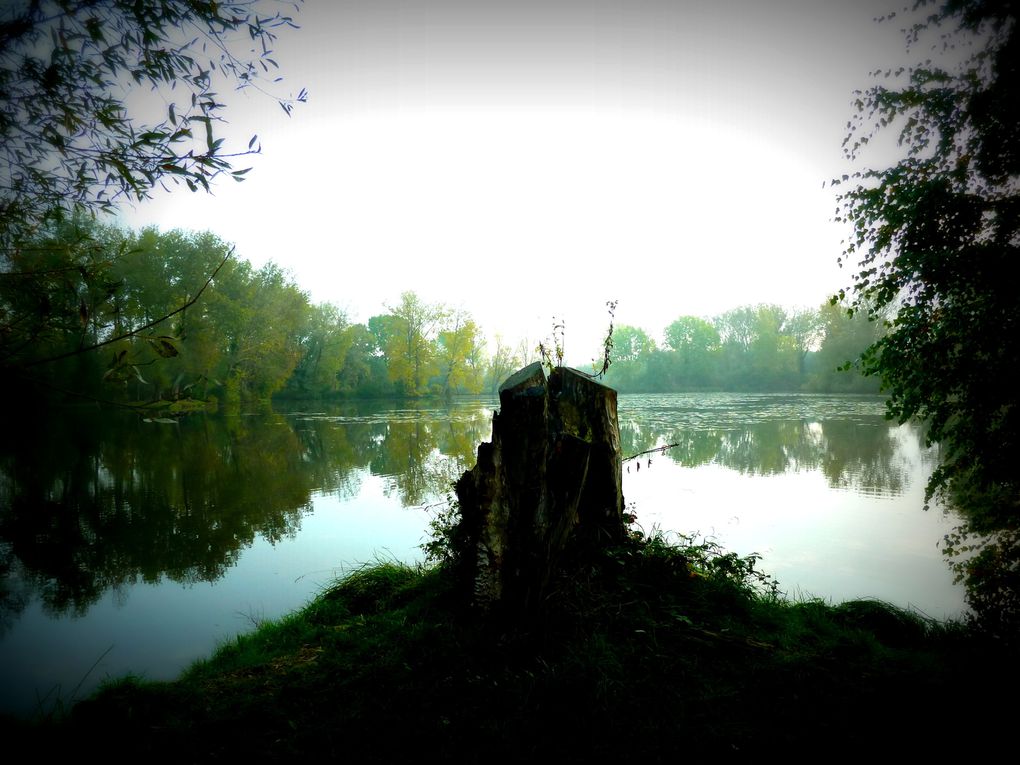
<box><xmin>147</xmin><ymin>336</ymin><xmax>179</xmax><ymax>358</ymax></box>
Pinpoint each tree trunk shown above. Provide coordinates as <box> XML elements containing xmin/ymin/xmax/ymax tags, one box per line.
<box><xmin>454</xmin><ymin>362</ymin><xmax>625</xmax><ymax>618</ymax></box>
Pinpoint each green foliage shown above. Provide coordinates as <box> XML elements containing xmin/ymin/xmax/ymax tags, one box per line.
<box><xmin>942</xmin><ymin>523</ymin><xmax>1020</xmax><ymax>639</ymax></box>
<box><xmin>437</xmin><ymin>311</ymin><xmax>486</xmax><ymax>396</ymax></box>
<box><xmin>0</xmin><ymin>0</ymin><xmax>305</xmax><ymax>247</ymax></box>
<box><xmin>421</xmin><ymin>495</ymin><xmax>464</xmax><ymax>567</ymax></box>
<box><xmin>0</xmin><ymin>219</ymin><xmax>322</xmax><ymax>406</ymax></box>
<box><xmin>383</xmin><ymin>291</ymin><xmax>447</xmax><ymax>396</ymax></box>
<box><xmin>0</xmin><ymin>218</ymin><xmax>224</xmax><ymax>399</ymax></box>
<box><xmin>362</xmin><ymin>293</ymin><xmax>488</xmax><ymax>398</ymax></box>
<box><xmin>804</xmin><ymin>300</ymin><xmax>885</xmax><ymax>393</ymax></box>
<box><xmin>599</xmin><ymin>305</ymin><xmax>874</xmax><ymax>394</ymax></box>
<box><xmin>0</xmin><ymin>216</ymin><xmax>127</xmax><ymax>379</ymax></box>
<box><xmin>665</xmin><ymin>315</ymin><xmax>720</xmax><ymax>355</ymax></box>
<box><xmin>334</xmin><ymin>322</ymin><xmax>393</xmax><ymax>397</ymax></box>
<box><xmin>611</xmin><ymin>324</ymin><xmax>657</xmax><ymax>363</ymax></box>
<box><xmin>836</xmin><ymin>1</ymin><xmax>1018</xmax><ymax>514</ymax></box>
<box><xmin>714</xmin><ymin>305</ymin><xmax>805</xmax><ymax>390</ymax></box>
<box><xmin>834</xmin><ymin>1</ymin><xmax>1018</xmax><ymax>624</ymax></box>
<box><xmin>663</xmin><ymin>315</ymin><xmax>721</xmax><ymax>387</ymax></box>
<box><xmin>631</xmin><ymin>529</ymin><xmax>782</xmax><ymax>602</ymax></box>
<box><xmin>284</xmin><ymin>303</ymin><xmax>353</xmax><ymax>396</ymax></box>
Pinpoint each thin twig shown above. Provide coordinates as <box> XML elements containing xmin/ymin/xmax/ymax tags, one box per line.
<box><xmin>623</xmin><ymin>443</ymin><xmax>680</xmax><ymax>462</ymax></box>
<box><xmin>20</xmin><ymin>249</ymin><xmax>231</xmax><ymax>368</ymax></box>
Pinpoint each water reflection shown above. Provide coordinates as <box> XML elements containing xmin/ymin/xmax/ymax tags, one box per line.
<box><xmin>0</xmin><ymin>401</ymin><xmax>492</xmax><ymax>624</ymax></box>
<box><xmin>0</xmin><ymin>395</ymin><xmax>928</xmax><ymax>625</ymax></box>
<box><xmin>618</xmin><ymin>394</ymin><xmax>935</xmax><ymax>497</ymax></box>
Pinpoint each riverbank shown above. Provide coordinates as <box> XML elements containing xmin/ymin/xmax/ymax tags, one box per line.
<box><xmin>3</xmin><ymin>533</ymin><xmax>1013</xmax><ymax>760</ymax></box>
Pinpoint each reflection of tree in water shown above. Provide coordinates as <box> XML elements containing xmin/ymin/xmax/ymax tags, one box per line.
<box><xmin>290</xmin><ymin>417</ymin><xmax>379</xmax><ymax>501</ymax></box>
<box><xmin>369</xmin><ymin>408</ymin><xmax>491</xmax><ymax>507</ymax></box>
<box><xmin>619</xmin><ymin>407</ymin><xmax>929</xmax><ymax>496</ymax></box>
<box><xmin>714</xmin><ymin>422</ymin><xmax>809</xmax><ymax>476</ymax></box>
<box><xmin>817</xmin><ymin>421</ymin><xmax>910</xmax><ymax>496</ymax></box>
<box><xmin>0</xmin><ymin>401</ymin><xmax>492</xmax><ymax>621</ymax></box>
<box><xmin>0</xmin><ymin>409</ymin><xmax>315</xmax><ymax>616</ymax></box>
<box><xmin>0</xmin><ymin>542</ymin><xmax>29</xmax><ymax>637</ymax></box>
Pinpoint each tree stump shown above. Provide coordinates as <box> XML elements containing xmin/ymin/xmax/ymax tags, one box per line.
<box><xmin>454</xmin><ymin>362</ymin><xmax>625</xmax><ymax>616</ymax></box>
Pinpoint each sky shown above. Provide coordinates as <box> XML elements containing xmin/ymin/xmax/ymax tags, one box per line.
<box><xmin>119</xmin><ymin>0</ymin><xmax>915</xmax><ymax>359</ymax></box>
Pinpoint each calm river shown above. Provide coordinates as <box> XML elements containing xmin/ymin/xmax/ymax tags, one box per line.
<box><xmin>0</xmin><ymin>393</ymin><xmax>966</xmax><ymax>717</ymax></box>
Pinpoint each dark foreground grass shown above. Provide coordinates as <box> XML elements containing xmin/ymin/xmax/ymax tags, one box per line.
<box><xmin>7</xmin><ymin>534</ymin><xmax>1016</xmax><ymax>762</ymax></box>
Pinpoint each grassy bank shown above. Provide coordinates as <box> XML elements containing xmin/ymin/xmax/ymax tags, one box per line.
<box><xmin>7</xmin><ymin>533</ymin><xmax>1015</xmax><ymax>761</ymax></box>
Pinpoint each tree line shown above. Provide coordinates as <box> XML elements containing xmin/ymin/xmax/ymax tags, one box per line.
<box><xmin>1</xmin><ymin>218</ymin><xmax>883</xmax><ymax>408</ymax></box>
<box><xmin>602</xmin><ymin>304</ymin><xmax>884</xmax><ymax>394</ymax></box>
<box><xmin>0</xmin><ymin>218</ymin><xmax>490</xmax><ymax>406</ymax></box>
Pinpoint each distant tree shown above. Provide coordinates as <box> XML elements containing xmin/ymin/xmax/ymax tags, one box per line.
<box><xmin>664</xmin><ymin>315</ymin><xmax>720</xmax><ymax>388</ymax></box>
<box><xmin>712</xmin><ymin>306</ymin><xmax>806</xmax><ymax>390</ymax></box>
<box><xmin>0</xmin><ymin>216</ymin><xmax>130</xmax><ymax>395</ymax></box>
<box><xmin>335</xmin><ymin>322</ymin><xmax>390</xmax><ymax>396</ymax></box>
<box><xmin>806</xmin><ymin>301</ymin><xmax>884</xmax><ymax>393</ymax></box>
<box><xmin>746</xmin><ymin>305</ymin><xmax>799</xmax><ymax>390</ymax></box>
<box><xmin>710</xmin><ymin>309</ymin><xmax>755</xmax><ymax>353</ymax></box>
<box><xmin>437</xmin><ymin>311</ymin><xmax>485</xmax><ymax>396</ymax></box>
<box><xmin>664</xmin><ymin>316</ymin><xmax>718</xmax><ymax>354</ymax></box>
<box><xmin>287</xmin><ymin>303</ymin><xmax>352</xmax><ymax>396</ymax></box>
<box><xmin>197</xmin><ymin>258</ymin><xmax>308</xmax><ymax>405</ymax></box>
<box><xmin>783</xmin><ymin>308</ymin><xmax>824</xmax><ymax>376</ymax></box>
<box><xmin>385</xmin><ymin>292</ymin><xmax>446</xmax><ymax>397</ymax></box>
<box><xmin>613</xmin><ymin>325</ymin><xmax>657</xmax><ymax>363</ymax></box>
<box><xmin>485</xmin><ymin>335</ymin><xmax>523</xmax><ymax>394</ymax></box>
<box><xmin>601</xmin><ymin>324</ymin><xmax>658</xmax><ymax>390</ymax></box>
<box><xmin>0</xmin><ymin>0</ymin><xmax>305</xmax><ymax>248</ymax></box>
<box><xmin>0</xmin><ymin>219</ymin><xmax>235</xmax><ymax>401</ymax></box>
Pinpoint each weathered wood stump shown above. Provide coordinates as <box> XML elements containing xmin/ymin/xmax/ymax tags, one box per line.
<box><xmin>454</xmin><ymin>362</ymin><xmax>625</xmax><ymax>616</ymax></box>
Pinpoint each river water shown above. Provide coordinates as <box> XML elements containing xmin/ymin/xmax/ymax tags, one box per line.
<box><xmin>0</xmin><ymin>393</ymin><xmax>966</xmax><ymax>717</ymax></box>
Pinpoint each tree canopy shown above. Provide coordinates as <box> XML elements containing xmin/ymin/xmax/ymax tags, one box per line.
<box><xmin>836</xmin><ymin>1</ymin><xmax>1018</xmax><ymax>626</ymax></box>
<box><xmin>0</xmin><ymin>0</ymin><xmax>306</xmax><ymax>248</ymax></box>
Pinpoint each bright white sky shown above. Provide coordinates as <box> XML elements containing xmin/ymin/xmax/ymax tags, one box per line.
<box><xmin>119</xmin><ymin>0</ymin><xmax>912</xmax><ymax>360</ymax></box>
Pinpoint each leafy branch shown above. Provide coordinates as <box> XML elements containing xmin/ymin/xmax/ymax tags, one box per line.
<box><xmin>0</xmin><ymin>0</ymin><xmax>307</xmax><ymax>247</ymax></box>
<box><xmin>591</xmin><ymin>299</ymin><xmax>618</xmax><ymax>379</ymax></box>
